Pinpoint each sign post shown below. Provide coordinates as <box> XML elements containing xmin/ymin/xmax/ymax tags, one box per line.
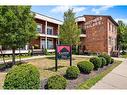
<box><xmin>55</xmin><ymin>46</ymin><xmax>58</xmax><ymax>71</ymax></box>
<box><xmin>55</xmin><ymin>45</ymin><xmax>72</xmax><ymax>71</ymax></box>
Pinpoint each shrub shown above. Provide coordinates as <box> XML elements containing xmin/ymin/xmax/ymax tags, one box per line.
<box><xmin>90</xmin><ymin>57</ymin><xmax>102</xmax><ymax>70</ymax></box>
<box><xmin>3</xmin><ymin>64</ymin><xmax>40</xmax><ymax>89</ymax></box>
<box><xmin>47</xmin><ymin>75</ymin><xmax>67</xmax><ymax>89</ymax></box>
<box><xmin>77</xmin><ymin>61</ymin><xmax>94</xmax><ymax>74</ymax></box>
<box><xmin>110</xmin><ymin>58</ymin><xmax>114</xmax><ymax>64</ymax></box>
<box><xmin>98</xmin><ymin>53</ymin><xmax>111</xmax><ymax>65</ymax></box>
<box><xmin>99</xmin><ymin>57</ymin><xmax>106</xmax><ymax>67</ymax></box>
<box><xmin>66</xmin><ymin>66</ymin><xmax>80</xmax><ymax>79</ymax></box>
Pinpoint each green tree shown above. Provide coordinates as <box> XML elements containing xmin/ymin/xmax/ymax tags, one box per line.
<box><xmin>60</xmin><ymin>9</ymin><xmax>81</xmax><ymax>47</ymax></box>
<box><xmin>117</xmin><ymin>20</ymin><xmax>127</xmax><ymax>54</ymax></box>
<box><xmin>0</xmin><ymin>6</ymin><xmax>37</xmax><ymax>64</ymax></box>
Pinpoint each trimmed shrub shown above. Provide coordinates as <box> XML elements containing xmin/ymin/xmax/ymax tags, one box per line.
<box><xmin>98</xmin><ymin>53</ymin><xmax>111</xmax><ymax>65</ymax></box>
<box><xmin>99</xmin><ymin>57</ymin><xmax>106</xmax><ymax>67</ymax></box>
<box><xmin>3</xmin><ymin>64</ymin><xmax>40</xmax><ymax>89</ymax></box>
<box><xmin>110</xmin><ymin>58</ymin><xmax>114</xmax><ymax>64</ymax></box>
<box><xmin>47</xmin><ymin>75</ymin><xmax>67</xmax><ymax>89</ymax></box>
<box><xmin>90</xmin><ymin>57</ymin><xmax>102</xmax><ymax>70</ymax></box>
<box><xmin>66</xmin><ymin>66</ymin><xmax>80</xmax><ymax>79</ymax></box>
<box><xmin>77</xmin><ymin>61</ymin><xmax>94</xmax><ymax>74</ymax></box>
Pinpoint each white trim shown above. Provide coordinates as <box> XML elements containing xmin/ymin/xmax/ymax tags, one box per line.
<box><xmin>39</xmin><ymin>33</ymin><xmax>58</xmax><ymax>38</ymax></box>
<box><xmin>76</xmin><ymin>17</ymin><xmax>86</xmax><ymax>22</ymax></box>
<box><xmin>80</xmin><ymin>34</ymin><xmax>86</xmax><ymax>37</ymax></box>
<box><xmin>35</xmin><ymin>13</ymin><xmax>63</xmax><ymax>25</ymax></box>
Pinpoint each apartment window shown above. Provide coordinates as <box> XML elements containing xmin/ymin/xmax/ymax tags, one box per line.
<box><xmin>36</xmin><ymin>23</ymin><xmax>42</xmax><ymax>33</ymax></box>
<box><xmin>47</xmin><ymin>26</ymin><xmax>53</xmax><ymax>35</ymax></box>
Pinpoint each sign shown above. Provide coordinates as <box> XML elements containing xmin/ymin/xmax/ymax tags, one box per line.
<box><xmin>84</xmin><ymin>17</ymin><xmax>103</xmax><ymax>29</ymax></box>
<box><xmin>57</xmin><ymin>45</ymin><xmax>71</xmax><ymax>59</ymax></box>
<box><xmin>55</xmin><ymin>45</ymin><xmax>72</xmax><ymax>71</ymax></box>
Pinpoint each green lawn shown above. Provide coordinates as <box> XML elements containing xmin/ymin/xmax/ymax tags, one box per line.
<box><xmin>0</xmin><ymin>56</ymin><xmax>122</xmax><ymax>89</ymax></box>
<box><xmin>77</xmin><ymin>60</ymin><xmax>122</xmax><ymax>89</ymax></box>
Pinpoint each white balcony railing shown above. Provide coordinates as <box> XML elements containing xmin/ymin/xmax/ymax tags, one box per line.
<box><xmin>80</xmin><ymin>34</ymin><xmax>86</xmax><ymax>37</ymax></box>
<box><xmin>76</xmin><ymin>17</ymin><xmax>85</xmax><ymax>22</ymax></box>
<box><xmin>39</xmin><ymin>33</ymin><xmax>59</xmax><ymax>38</ymax></box>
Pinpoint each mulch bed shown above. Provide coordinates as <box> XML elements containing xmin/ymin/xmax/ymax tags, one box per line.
<box><xmin>41</xmin><ymin>63</ymin><xmax>113</xmax><ymax>89</ymax></box>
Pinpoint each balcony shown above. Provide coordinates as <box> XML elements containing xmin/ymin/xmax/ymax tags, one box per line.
<box><xmin>38</xmin><ymin>32</ymin><xmax>59</xmax><ymax>38</ymax></box>
<box><xmin>80</xmin><ymin>29</ymin><xmax>86</xmax><ymax>37</ymax></box>
<box><xmin>80</xmin><ymin>34</ymin><xmax>86</xmax><ymax>37</ymax></box>
<box><xmin>76</xmin><ymin>17</ymin><xmax>85</xmax><ymax>22</ymax></box>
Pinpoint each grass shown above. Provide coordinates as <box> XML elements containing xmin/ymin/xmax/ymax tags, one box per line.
<box><xmin>77</xmin><ymin>60</ymin><xmax>122</xmax><ymax>89</ymax></box>
<box><xmin>0</xmin><ymin>56</ymin><xmax>90</xmax><ymax>89</ymax></box>
<box><xmin>29</xmin><ymin>57</ymin><xmax>89</xmax><ymax>80</ymax></box>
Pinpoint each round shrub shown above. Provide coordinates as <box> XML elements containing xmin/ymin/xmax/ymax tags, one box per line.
<box><xmin>77</xmin><ymin>61</ymin><xmax>94</xmax><ymax>74</ymax></box>
<box><xmin>110</xmin><ymin>58</ymin><xmax>114</xmax><ymax>64</ymax></box>
<box><xmin>90</xmin><ymin>57</ymin><xmax>102</xmax><ymax>70</ymax></box>
<box><xmin>3</xmin><ymin>64</ymin><xmax>40</xmax><ymax>89</ymax></box>
<box><xmin>47</xmin><ymin>75</ymin><xmax>67</xmax><ymax>89</ymax></box>
<box><xmin>66</xmin><ymin>66</ymin><xmax>80</xmax><ymax>79</ymax></box>
<box><xmin>99</xmin><ymin>57</ymin><xmax>106</xmax><ymax>67</ymax></box>
<box><xmin>98</xmin><ymin>53</ymin><xmax>111</xmax><ymax>65</ymax></box>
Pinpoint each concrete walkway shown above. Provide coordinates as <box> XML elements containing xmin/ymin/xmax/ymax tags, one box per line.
<box><xmin>0</xmin><ymin>55</ymin><xmax>55</xmax><ymax>64</ymax></box>
<box><xmin>91</xmin><ymin>59</ymin><xmax>127</xmax><ymax>89</ymax></box>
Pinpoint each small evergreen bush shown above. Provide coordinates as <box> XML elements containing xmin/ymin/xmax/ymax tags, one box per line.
<box><xmin>90</xmin><ymin>57</ymin><xmax>102</xmax><ymax>70</ymax></box>
<box><xmin>3</xmin><ymin>64</ymin><xmax>40</xmax><ymax>89</ymax></box>
<box><xmin>66</xmin><ymin>66</ymin><xmax>80</xmax><ymax>79</ymax></box>
<box><xmin>77</xmin><ymin>61</ymin><xmax>94</xmax><ymax>74</ymax></box>
<box><xmin>98</xmin><ymin>53</ymin><xmax>111</xmax><ymax>65</ymax></box>
<box><xmin>110</xmin><ymin>58</ymin><xmax>114</xmax><ymax>64</ymax></box>
<box><xmin>47</xmin><ymin>75</ymin><xmax>67</xmax><ymax>89</ymax></box>
<box><xmin>99</xmin><ymin>57</ymin><xmax>106</xmax><ymax>67</ymax></box>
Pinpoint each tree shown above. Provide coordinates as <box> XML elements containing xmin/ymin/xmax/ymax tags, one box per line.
<box><xmin>59</xmin><ymin>9</ymin><xmax>81</xmax><ymax>47</ymax></box>
<box><xmin>0</xmin><ymin>6</ymin><xmax>37</xmax><ymax>64</ymax></box>
<box><xmin>117</xmin><ymin>20</ymin><xmax>127</xmax><ymax>54</ymax></box>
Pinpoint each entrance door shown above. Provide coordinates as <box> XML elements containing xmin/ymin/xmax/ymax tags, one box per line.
<box><xmin>41</xmin><ymin>39</ymin><xmax>46</xmax><ymax>49</ymax></box>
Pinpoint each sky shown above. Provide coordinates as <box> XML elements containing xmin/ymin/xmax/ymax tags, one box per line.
<box><xmin>31</xmin><ymin>5</ymin><xmax>127</xmax><ymax>24</ymax></box>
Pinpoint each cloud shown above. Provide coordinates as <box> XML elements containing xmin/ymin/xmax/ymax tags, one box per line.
<box><xmin>50</xmin><ymin>6</ymin><xmax>85</xmax><ymax>14</ymax></box>
<box><xmin>92</xmin><ymin>6</ymin><xmax>114</xmax><ymax>14</ymax></box>
<box><xmin>115</xmin><ymin>18</ymin><xmax>127</xmax><ymax>25</ymax></box>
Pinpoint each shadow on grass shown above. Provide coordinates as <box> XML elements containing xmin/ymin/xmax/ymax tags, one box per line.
<box><xmin>44</xmin><ymin>66</ymin><xmax>67</xmax><ymax>72</ymax></box>
<box><xmin>0</xmin><ymin>61</ymin><xmax>27</xmax><ymax>72</ymax></box>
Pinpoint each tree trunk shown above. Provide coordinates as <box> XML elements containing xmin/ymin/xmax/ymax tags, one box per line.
<box><xmin>75</xmin><ymin>45</ymin><xmax>79</xmax><ymax>55</ymax></box>
<box><xmin>19</xmin><ymin>48</ymin><xmax>21</xmax><ymax>62</ymax></box>
<box><xmin>12</xmin><ymin>48</ymin><xmax>16</xmax><ymax>65</ymax></box>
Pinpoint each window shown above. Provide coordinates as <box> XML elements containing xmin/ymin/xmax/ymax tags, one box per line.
<box><xmin>36</xmin><ymin>23</ymin><xmax>42</xmax><ymax>33</ymax></box>
<box><xmin>47</xmin><ymin>26</ymin><xmax>53</xmax><ymax>35</ymax></box>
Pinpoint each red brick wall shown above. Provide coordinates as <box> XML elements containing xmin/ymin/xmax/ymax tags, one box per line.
<box><xmin>83</xmin><ymin>16</ymin><xmax>108</xmax><ymax>53</ymax></box>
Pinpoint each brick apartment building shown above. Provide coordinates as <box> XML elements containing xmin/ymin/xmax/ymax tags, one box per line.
<box><xmin>0</xmin><ymin>12</ymin><xmax>118</xmax><ymax>55</ymax></box>
<box><xmin>76</xmin><ymin>15</ymin><xmax>118</xmax><ymax>55</ymax></box>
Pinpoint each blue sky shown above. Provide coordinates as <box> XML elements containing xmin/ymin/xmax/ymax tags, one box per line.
<box><xmin>31</xmin><ymin>5</ymin><xmax>127</xmax><ymax>24</ymax></box>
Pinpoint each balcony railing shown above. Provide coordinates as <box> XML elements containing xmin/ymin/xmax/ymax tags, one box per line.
<box><xmin>39</xmin><ymin>31</ymin><xmax>58</xmax><ymax>36</ymax></box>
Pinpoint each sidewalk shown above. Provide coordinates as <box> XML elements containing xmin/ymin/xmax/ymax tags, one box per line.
<box><xmin>0</xmin><ymin>55</ymin><xmax>55</xmax><ymax>64</ymax></box>
<box><xmin>91</xmin><ymin>59</ymin><xmax>127</xmax><ymax>89</ymax></box>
